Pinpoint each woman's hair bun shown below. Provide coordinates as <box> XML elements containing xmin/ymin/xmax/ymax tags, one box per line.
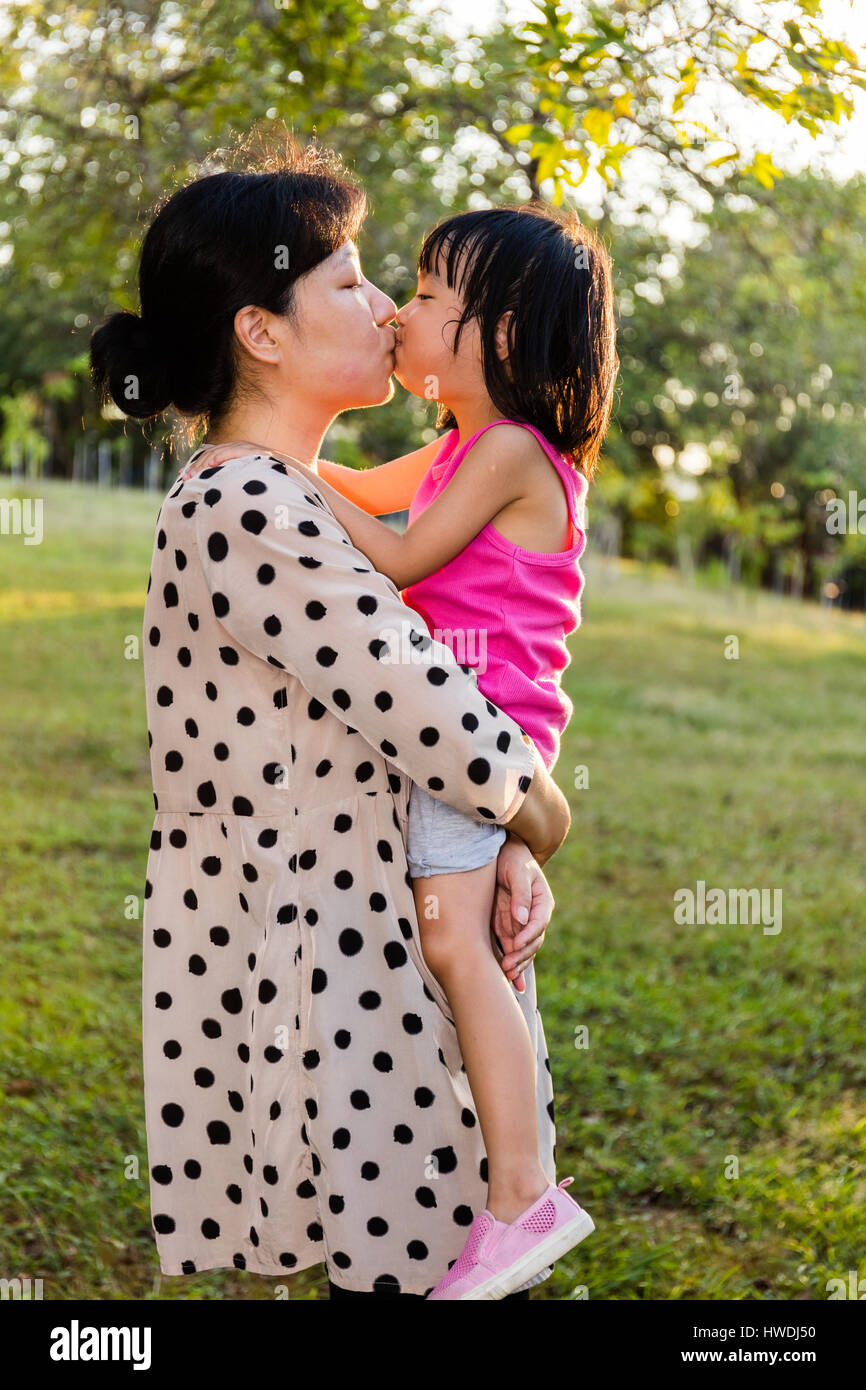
<box><xmin>89</xmin><ymin>310</ymin><xmax>173</xmax><ymax>419</ymax></box>
<box><xmin>88</xmin><ymin>133</ymin><xmax>369</xmax><ymax>434</ymax></box>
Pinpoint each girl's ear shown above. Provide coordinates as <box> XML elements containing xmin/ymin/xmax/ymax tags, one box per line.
<box><xmin>494</xmin><ymin>310</ymin><xmax>513</xmax><ymax>362</ymax></box>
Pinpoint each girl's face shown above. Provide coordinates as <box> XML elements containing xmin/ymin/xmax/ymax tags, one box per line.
<box><xmin>392</xmin><ymin>254</ymin><xmax>486</xmax><ymax>410</ymax></box>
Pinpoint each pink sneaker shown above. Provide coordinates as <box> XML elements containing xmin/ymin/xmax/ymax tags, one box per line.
<box><xmin>425</xmin><ymin>1177</ymin><xmax>594</xmax><ymax>1301</ymax></box>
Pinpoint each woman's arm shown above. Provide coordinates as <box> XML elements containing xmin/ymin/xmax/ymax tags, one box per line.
<box><xmin>192</xmin><ymin>457</ymin><xmax>541</xmax><ymax>829</ymax></box>
<box><xmin>505</xmin><ymin>743</ymin><xmax>571</xmax><ymax>866</ymax></box>
<box><xmin>190</xmin><ymin>455</ymin><xmax>569</xmax><ymax>862</ymax></box>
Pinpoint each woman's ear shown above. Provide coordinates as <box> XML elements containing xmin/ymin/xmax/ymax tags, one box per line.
<box><xmin>233</xmin><ymin>305</ymin><xmax>281</xmax><ymax>366</ymax></box>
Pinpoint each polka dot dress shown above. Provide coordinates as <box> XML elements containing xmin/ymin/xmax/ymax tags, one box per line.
<box><xmin>141</xmin><ymin>454</ymin><xmax>558</xmax><ymax>1294</ymax></box>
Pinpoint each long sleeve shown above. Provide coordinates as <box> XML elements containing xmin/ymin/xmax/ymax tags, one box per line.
<box><xmin>192</xmin><ymin>456</ymin><xmax>536</xmax><ymax>824</ymax></box>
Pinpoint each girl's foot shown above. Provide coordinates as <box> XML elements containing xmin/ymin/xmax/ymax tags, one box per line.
<box><xmin>425</xmin><ymin>1177</ymin><xmax>594</xmax><ymax>1301</ymax></box>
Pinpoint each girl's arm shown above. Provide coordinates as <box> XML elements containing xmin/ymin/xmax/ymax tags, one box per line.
<box><xmin>179</xmin><ymin>435</ymin><xmax>448</xmax><ymax>515</ymax></box>
<box><xmin>302</xmin><ymin>426</ymin><xmax>531</xmax><ymax>590</ymax></box>
<box><xmin>317</xmin><ymin>435</ymin><xmax>448</xmax><ymax>515</ymax></box>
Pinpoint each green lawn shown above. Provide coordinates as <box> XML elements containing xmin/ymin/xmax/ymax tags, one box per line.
<box><xmin>1</xmin><ymin>477</ymin><xmax>864</xmax><ymax>1301</ymax></box>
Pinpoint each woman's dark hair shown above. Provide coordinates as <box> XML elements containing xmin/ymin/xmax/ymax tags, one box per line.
<box><xmin>417</xmin><ymin>204</ymin><xmax>619</xmax><ymax>482</ymax></box>
<box><xmin>89</xmin><ymin>127</ymin><xmax>367</xmax><ymax>441</ymax></box>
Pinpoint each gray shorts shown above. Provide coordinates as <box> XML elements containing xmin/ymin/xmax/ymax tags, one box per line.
<box><xmin>405</xmin><ymin>781</ymin><xmax>506</xmax><ymax>878</ymax></box>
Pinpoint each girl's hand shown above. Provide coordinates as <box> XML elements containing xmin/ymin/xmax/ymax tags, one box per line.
<box><xmin>490</xmin><ymin>832</ymin><xmax>554</xmax><ymax>993</ymax></box>
<box><xmin>177</xmin><ymin>442</ymin><xmax>328</xmax><ymax>483</ymax></box>
<box><xmin>177</xmin><ymin>441</ymin><xmax>266</xmax><ymax>482</ymax></box>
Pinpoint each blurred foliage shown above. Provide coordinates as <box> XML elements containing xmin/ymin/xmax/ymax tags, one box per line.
<box><xmin>597</xmin><ymin>171</ymin><xmax>866</xmax><ymax>602</ymax></box>
<box><xmin>0</xmin><ymin>0</ymin><xmax>864</xmax><ymax>600</ymax></box>
<box><xmin>511</xmin><ymin>0</ymin><xmax>866</xmax><ymax>196</ymax></box>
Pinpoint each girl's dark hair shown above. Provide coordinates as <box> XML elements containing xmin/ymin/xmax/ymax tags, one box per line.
<box><xmin>89</xmin><ymin>128</ymin><xmax>367</xmax><ymax>440</ymax></box>
<box><xmin>418</xmin><ymin>204</ymin><xmax>619</xmax><ymax>482</ymax></box>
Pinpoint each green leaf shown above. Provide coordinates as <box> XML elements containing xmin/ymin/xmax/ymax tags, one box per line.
<box><xmin>783</xmin><ymin>20</ymin><xmax>804</xmax><ymax>48</ymax></box>
<box><xmin>582</xmin><ymin>106</ymin><xmax>614</xmax><ymax>146</ymax></box>
<box><xmin>560</xmin><ymin>148</ymin><xmax>591</xmax><ymax>186</ymax></box>
<box><xmin>600</xmin><ymin>141</ymin><xmax>635</xmax><ymax>178</ymax></box>
<box><xmin>533</xmin><ymin>141</ymin><xmax>564</xmax><ymax>185</ymax></box>
<box><xmin>503</xmin><ymin>123</ymin><xmax>535</xmax><ymax>144</ymax></box>
<box><xmin>744</xmin><ymin>151</ymin><xmax>785</xmax><ymax>189</ymax></box>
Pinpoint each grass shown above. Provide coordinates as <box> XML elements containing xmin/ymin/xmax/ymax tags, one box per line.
<box><xmin>0</xmin><ymin>477</ymin><xmax>864</xmax><ymax>1301</ymax></box>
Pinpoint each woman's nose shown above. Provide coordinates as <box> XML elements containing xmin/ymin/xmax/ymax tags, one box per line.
<box><xmin>369</xmin><ymin>284</ymin><xmax>398</xmax><ymax>326</ymax></box>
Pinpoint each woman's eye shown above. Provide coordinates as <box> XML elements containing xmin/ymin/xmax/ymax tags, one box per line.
<box><xmin>345</xmin><ymin>282</ymin><xmax>364</xmax><ymax>290</ymax></box>
<box><xmin>416</xmin><ymin>294</ymin><xmax>431</xmax><ymax>301</ymax></box>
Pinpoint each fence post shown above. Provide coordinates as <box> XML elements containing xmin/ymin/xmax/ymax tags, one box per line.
<box><xmin>595</xmin><ymin>511</ymin><xmax>621</xmax><ymax>584</ymax></box>
<box><xmin>119</xmin><ymin>437</ymin><xmax>134</xmax><ymax>488</ymax></box>
<box><xmin>146</xmin><ymin>447</ymin><xmax>161</xmax><ymax>491</ymax></box>
<box><xmin>676</xmin><ymin>532</ymin><xmax>694</xmax><ymax>584</ymax></box>
<box><xmin>98</xmin><ymin>439</ymin><xmax>112</xmax><ymax>488</ymax></box>
<box><xmin>725</xmin><ymin>535</ymin><xmax>741</xmax><ymax>586</ymax></box>
<box><xmin>26</xmin><ymin>439</ymin><xmax>42</xmax><ymax>480</ymax></box>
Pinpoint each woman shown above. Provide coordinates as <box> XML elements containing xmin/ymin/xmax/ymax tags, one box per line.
<box><xmin>90</xmin><ymin>137</ymin><xmax>571</xmax><ymax>1300</ymax></box>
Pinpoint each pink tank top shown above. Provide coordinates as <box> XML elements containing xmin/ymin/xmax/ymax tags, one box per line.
<box><xmin>402</xmin><ymin>419</ymin><xmax>588</xmax><ymax>771</ymax></box>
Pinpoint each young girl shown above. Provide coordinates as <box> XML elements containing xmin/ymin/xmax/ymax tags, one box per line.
<box><xmin>180</xmin><ymin>203</ymin><xmax>618</xmax><ymax>1299</ymax></box>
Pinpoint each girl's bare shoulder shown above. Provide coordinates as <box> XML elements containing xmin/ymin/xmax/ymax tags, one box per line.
<box><xmin>479</xmin><ymin>425</ymin><xmax>572</xmax><ymax>551</ymax></box>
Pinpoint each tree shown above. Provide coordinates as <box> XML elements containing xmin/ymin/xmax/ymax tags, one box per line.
<box><xmin>508</xmin><ymin>0</ymin><xmax>866</xmax><ymax>202</ymax></box>
<box><xmin>0</xmin><ymin>0</ymin><xmax>863</xmax><ymax>528</ymax></box>
<box><xmin>596</xmin><ymin>170</ymin><xmax>866</xmax><ymax>601</ymax></box>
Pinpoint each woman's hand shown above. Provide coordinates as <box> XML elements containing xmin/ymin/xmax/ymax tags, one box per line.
<box><xmin>490</xmin><ymin>831</ymin><xmax>554</xmax><ymax>993</ymax></box>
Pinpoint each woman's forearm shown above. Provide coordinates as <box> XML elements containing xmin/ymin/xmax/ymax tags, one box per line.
<box><xmin>505</xmin><ymin>742</ymin><xmax>571</xmax><ymax>865</ymax></box>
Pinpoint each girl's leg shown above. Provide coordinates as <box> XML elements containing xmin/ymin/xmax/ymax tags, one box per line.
<box><xmin>412</xmin><ymin>860</ymin><xmax>549</xmax><ymax>1226</ymax></box>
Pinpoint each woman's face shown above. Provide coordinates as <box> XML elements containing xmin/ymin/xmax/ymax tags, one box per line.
<box><xmin>279</xmin><ymin>238</ymin><xmax>399</xmax><ymax>410</ymax></box>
